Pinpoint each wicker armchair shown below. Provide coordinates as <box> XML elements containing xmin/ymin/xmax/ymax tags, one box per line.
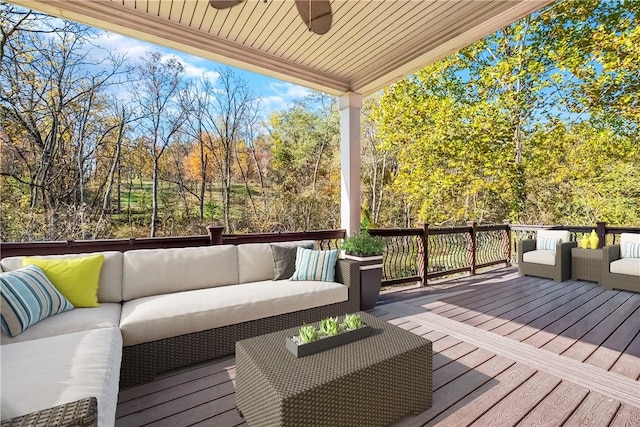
<box><xmin>518</xmin><ymin>230</ymin><xmax>576</xmax><ymax>282</ymax></box>
<box><xmin>601</xmin><ymin>243</ymin><xmax>640</xmax><ymax>293</ymax></box>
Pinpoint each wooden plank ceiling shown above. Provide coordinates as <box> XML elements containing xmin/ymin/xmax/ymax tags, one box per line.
<box><xmin>9</xmin><ymin>0</ymin><xmax>553</xmax><ymax>95</ymax></box>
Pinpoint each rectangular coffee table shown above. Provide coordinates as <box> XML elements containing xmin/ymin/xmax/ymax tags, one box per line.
<box><xmin>235</xmin><ymin>312</ymin><xmax>432</xmax><ymax>427</ymax></box>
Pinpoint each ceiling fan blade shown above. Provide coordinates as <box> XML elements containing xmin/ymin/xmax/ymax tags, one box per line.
<box><xmin>295</xmin><ymin>0</ymin><xmax>332</xmax><ymax>35</ymax></box>
<box><xmin>209</xmin><ymin>0</ymin><xmax>243</xmax><ymax>10</ymax></box>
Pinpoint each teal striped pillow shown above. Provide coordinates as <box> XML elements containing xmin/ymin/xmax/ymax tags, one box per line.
<box><xmin>537</xmin><ymin>237</ymin><xmax>559</xmax><ymax>251</ymax></box>
<box><xmin>624</xmin><ymin>242</ymin><xmax>640</xmax><ymax>258</ymax></box>
<box><xmin>291</xmin><ymin>248</ymin><xmax>339</xmax><ymax>282</ymax></box>
<box><xmin>0</xmin><ymin>265</ymin><xmax>73</xmax><ymax>337</ymax></box>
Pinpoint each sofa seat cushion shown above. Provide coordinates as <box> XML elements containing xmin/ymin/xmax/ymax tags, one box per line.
<box><xmin>120</xmin><ymin>280</ymin><xmax>348</xmax><ymax>346</ymax></box>
<box><xmin>0</xmin><ymin>327</ymin><xmax>122</xmax><ymax>426</ymax></box>
<box><xmin>610</xmin><ymin>258</ymin><xmax>640</xmax><ymax>276</ymax></box>
<box><xmin>1</xmin><ymin>303</ymin><xmax>121</xmax><ymax>344</ymax></box>
<box><xmin>522</xmin><ymin>250</ymin><xmax>556</xmax><ymax>266</ymax></box>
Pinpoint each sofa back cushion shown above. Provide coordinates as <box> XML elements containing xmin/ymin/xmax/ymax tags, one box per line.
<box><xmin>0</xmin><ymin>252</ymin><xmax>123</xmax><ymax>303</ymax></box>
<box><xmin>620</xmin><ymin>233</ymin><xmax>640</xmax><ymax>259</ymax></box>
<box><xmin>122</xmin><ymin>245</ymin><xmax>238</xmax><ymax>301</ymax></box>
<box><xmin>237</xmin><ymin>243</ymin><xmax>277</xmax><ymax>283</ymax></box>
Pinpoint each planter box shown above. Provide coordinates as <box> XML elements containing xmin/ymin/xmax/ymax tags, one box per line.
<box><xmin>285</xmin><ymin>324</ymin><xmax>371</xmax><ymax>357</ymax></box>
<box><xmin>344</xmin><ymin>254</ymin><xmax>383</xmax><ymax>310</ymax></box>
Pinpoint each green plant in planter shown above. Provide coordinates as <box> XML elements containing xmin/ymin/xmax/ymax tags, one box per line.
<box><xmin>319</xmin><ymin>317</ymin><xmax>340</xmax><ymax>336</ymax></box>
<box><xmin>342</xmin><ymin>313</ymin><xmax>362</xmax><ymax>330</ymax></box>
<box><xmin>342</xmin><ymin>220</ymin><xmax>385</xmax><ymax>256</ymax></box>
<box><xmin>298</xmin><ymin>324</ymin><xmax>318</xmax><ymax>343</ymax></box>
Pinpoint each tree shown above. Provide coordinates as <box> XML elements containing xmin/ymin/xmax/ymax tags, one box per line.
<box><xmin>268</xmin><ymin>92</ymin><xmax>341</xmax><ymax>230</ymax></box>
<box><xmin>131</xmin><ymin>51</ymin><xmax>185</xmax><ymax>237</ymax></box>
<box><xmin>0</xmin><ymin>4</ymin><xmax>126</xmax><ymax>239</ymax></box>
<box><xmin>373</xmin><ymin>0</ymin><xmax>639</xmax><ymax>226</ymax></box>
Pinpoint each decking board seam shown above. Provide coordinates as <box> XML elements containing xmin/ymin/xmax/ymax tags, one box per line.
<box><xmin>386</xmin><ymin>302</ymin><xmax>640</xmax><ymax>409</ymax></box>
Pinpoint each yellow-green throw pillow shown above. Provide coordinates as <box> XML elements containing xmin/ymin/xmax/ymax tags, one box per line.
<box><xmin>22</xmin><ymin>254</ymin><xmax>104</xmax><ymax>307</ymax></box>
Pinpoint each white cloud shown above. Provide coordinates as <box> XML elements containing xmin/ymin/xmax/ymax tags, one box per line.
<box><xmin>259</xmin><ymin>82</ymin><xmax>311</xmax><ymax>112</ymax></box>
<box><xmin>269</xmin><ymin>82</ymin><xmax>311</xmax><ymax>100</ymax></box>
<box><xmin>94</xmin><ymin>32</ymin><xmax>149</xmax><ymax>60</ymax></box>
<box><xmin>259</xmin><ymin>95</ymin><xmax>288</xmax><ymax>112</ymax></box>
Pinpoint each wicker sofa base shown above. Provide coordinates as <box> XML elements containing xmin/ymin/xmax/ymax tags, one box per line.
<box><xmin>1</xmin><ymin>398</ymin><xmax>97</xmax><ymax>427</ymax></box>
<box><xmin>120</xmin><ymin>260</ymin><xmax>360</xmax><ymax>388</ymax></box>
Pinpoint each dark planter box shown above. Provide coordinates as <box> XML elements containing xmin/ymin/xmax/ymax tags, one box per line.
<box><xmin>285</xmin><ymin>324</ymin><xmax>371</xmax><ymax>357</ymax></box>
<box><xmin>344</xmin><ymin>254</ymin><xmax>384</xmax><ymax>310</ymax></box>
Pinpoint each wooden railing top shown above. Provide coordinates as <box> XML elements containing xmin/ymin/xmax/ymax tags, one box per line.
<box><xmin>221</xmin><ymin>229</ymin><xmax>345</xmax><ymax>245</ymax></box>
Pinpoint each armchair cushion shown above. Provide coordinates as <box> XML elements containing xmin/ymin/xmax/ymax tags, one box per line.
<box><xmin>623</xmin><ymin>242</ymin><xmax>640</xmax><ymax>259</ymax></box>
<box><xmin>523</xmin><ymin>250</ymin><xmax>556</xmax><ymax>266</ymax></box>
<box><xmin>537</xmin><ymin>229</ymin><xmax>571</xmax><ymax>245</ymax></box>
<box><xmin>610</xmin><ymin>258</ymin><xmax>640</xmax><ymax>276</ymax></box>
<box><xmin>620</xmin><ymin>233</ymin><xmax>640</xmax><ymax>258</ymax></box>
<box><xmin>537</xmin><ymin>237</ymin><xmax>559</xmax><ymax>251</ymax></box>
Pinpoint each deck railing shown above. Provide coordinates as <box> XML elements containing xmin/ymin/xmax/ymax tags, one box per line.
<box><xmin>370</xmin><ymin>222</ymin><xmax>511</xmax><ymax>287</ymax></box>
<box><xmin>1</xmin><ymin>221</ymin><xmax>637</xmax><ymax>288</ymax></box>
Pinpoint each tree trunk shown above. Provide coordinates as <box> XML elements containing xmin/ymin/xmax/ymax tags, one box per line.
<box><xmin>199</xmin><ymin>135</ymin><xmax>206</xmax><ymax>221</ymax></box>
<box><xmin>151</xmin><ymin>156</ymin><xmax>159</xmax><ymax>237</ymax></box>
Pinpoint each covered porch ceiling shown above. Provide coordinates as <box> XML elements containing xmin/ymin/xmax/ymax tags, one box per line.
<box><xmin>8</xmin><ymin>0</ymin><xmax>553</xmax><ymax>96</ymax></box>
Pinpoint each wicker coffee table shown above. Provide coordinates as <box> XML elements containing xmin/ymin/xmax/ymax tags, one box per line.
<box><xmin>235</xmin><ymin>312</ymin><xmax>432</xmax><ymax>427</ymax></box>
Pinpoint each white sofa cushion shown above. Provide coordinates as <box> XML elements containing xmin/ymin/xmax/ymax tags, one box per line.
<box><xmin>1</xmin><ymin>303</ymin><xmax>122</xmax><ymax>345</ymax></box>
<box><xmin>522</xmin><ymin>250</ymin><xmax>556</xmax><ymax>266</ymax></box>
<box><xmin>237</xmin><ymin>243</ymin><xmax>277</xmax><ymax>283</ymax></box>
<box><xmin>122</xmin><ymin>245</ymin><xmax>238</xmax><ymax>301</ymax></box>
<box><xmin>0</xmin><ymin>327</ymin><xmax>122</xmax><ymax>426</ymax></box>
<box><xmin>119</xmin><ymin>280</ymin><xmax>348</xmax><ymax>346</ymax></box>
<box><xmin>0</xmin><ymin>251</ymin><xmax>123</xmax><ymax>303</ymax></box>
<box><xmin>610</xmin><ymin>258</ymin><xmax>640</xmax><ymax>276</ymax></box>
<box><xmin>620</xmin><ymin>233</ymin><xmax>640</xmax><ymax>259</ymax></box>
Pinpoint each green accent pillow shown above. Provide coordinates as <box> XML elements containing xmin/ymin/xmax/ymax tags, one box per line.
<box><xmin>1</xmin><ymin>265</ymin><xmax>74</xmax><ymax>337</ymax></box>
<box><xmin>22</xmin><ymin>254</ymin><xmax>104</xmax><ymax>307</ymax></box>
<box><xmin>291</xmin><ymin>248</ymin><xmax>339</xmax><ymax>282</ymax></box>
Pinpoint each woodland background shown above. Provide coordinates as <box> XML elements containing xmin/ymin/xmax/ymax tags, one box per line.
<box><xmin>1</xmin><ymin>0</ymin><xmax>638</xmax><ymax>242</ymax></box>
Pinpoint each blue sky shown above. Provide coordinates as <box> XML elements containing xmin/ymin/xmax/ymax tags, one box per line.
<box><xmin>93</xmin><ymin>30</ymin><xmax>313</xmax><ymax>114</ymax></box>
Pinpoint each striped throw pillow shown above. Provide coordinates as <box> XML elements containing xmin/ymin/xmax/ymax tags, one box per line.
<box><xmin>624</xmin><ymin>242</ymin><xmax>640</xmax><ymax>259</ymax></box>
<box><xmin>537</xmin><ymin>237</ymin><xmax>559</xmax><ymax>251</ymax></box>
<box><xmin>291</xmin><ymin>248</ymin><xmax>339</xmax><ymax>282</ymax></box>
<box><xmin>0</xmin><ymin>265</ymin><xmax>73</xmax><ymax>337</ymax></box>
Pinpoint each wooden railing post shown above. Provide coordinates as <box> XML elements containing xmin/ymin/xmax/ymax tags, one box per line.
<box><xmin>596</xmin><ymin>221</ymin><xmax>606</xmax><ymax>248</ymax></box>
<box><xmin>206</xmin><ymin>225</ymin><xmax>224</xmax><ymax>245</ymax></box>
<box><xmin>417</xmin><ymin>222</ymin><xmax>429</xmax><ymax>286</ymax></box>
<box><xmin>503</xmin><ymin>219</ymin><xmax>512</xmax><ymax>266</ymax></box>
<box><xmin>466</xmin><ymin>221</ymin><xmax>477</xmax><ymax>275</ymax></box>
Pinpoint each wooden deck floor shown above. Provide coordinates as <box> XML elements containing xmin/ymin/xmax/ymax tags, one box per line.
<box><xmin>116</xmin><ymin>268</ymin><xmax>640</xmax><ymax>426</ymax></box>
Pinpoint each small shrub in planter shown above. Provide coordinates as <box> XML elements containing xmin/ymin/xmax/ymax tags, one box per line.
<box><xmin>287</xmin><ymin>314</ymin><xmax>370</xmax><ymax>356</ymax></box>
<box><xmin>342</xmin><ymin>230</ymin><xmax>385</xmax><ymax>257</ymax></box>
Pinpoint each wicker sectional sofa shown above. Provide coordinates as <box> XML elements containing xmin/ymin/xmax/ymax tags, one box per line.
<box><xmin>0</xmin><ymin>242</ymin><xmax>360</xmax><ymax>426</ymax></box>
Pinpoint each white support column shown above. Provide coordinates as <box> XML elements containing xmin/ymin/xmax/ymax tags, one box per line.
<box><xmin>339</xmin><ymin>92</ymin><xmax>362</xmax><ymax>237</ymax></box>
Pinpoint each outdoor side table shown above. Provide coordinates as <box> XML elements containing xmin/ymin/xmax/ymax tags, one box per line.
<box><xmin>235</xmin><ymin>312</ymin><xmax>432</xmax><ymax>427</ymax></box>
<box><xmin>571</xmin><ymin>247</ymin><xmax>603</xmax><ymax>283</ymax></box>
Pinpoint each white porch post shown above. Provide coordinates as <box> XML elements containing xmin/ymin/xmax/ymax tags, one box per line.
<box><xmin>339</xmin><ymin>92</ymin><xmax>362</xmax><ymax>237</ymax></box>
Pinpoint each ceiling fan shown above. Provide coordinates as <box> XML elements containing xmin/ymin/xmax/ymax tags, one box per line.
<box><xmin>209</xmin><ymin>0</ymin><xmax>333</xmax><ymax>35</ymax></box>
